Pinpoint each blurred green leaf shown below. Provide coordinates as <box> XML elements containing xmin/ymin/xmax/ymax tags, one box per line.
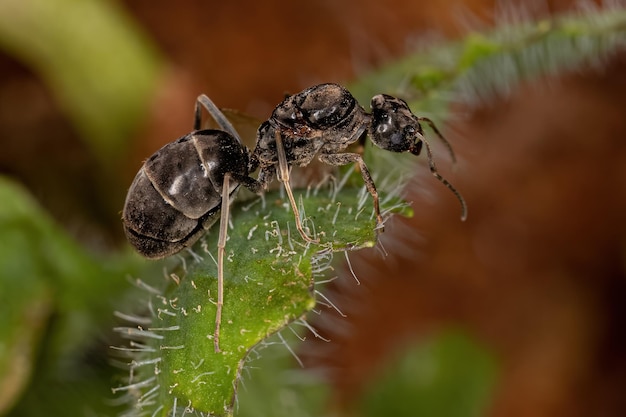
<box><xmin>0</xmin><ymin>176</ymin><xmax>156</xmax><ymax>416</ymax></box>
<box><xmin>0</xmin><ymin>0</ymin><xmax>163</xmax><ymax>161</ymax></box>
<box><xmin>0</xmin><ymin>179</ymin><xmax>54</xmax><ymax>415</ymax></box>
<box><xmin>236</xmin><ymin>332</ymin><xmax>332</xmax><ymax>417</ymax></box>
<box><xmin>351</xmin><ymin>6</ymin><xmax>626</xmax><ymax>110</ymax></box>
<box><xmin>358</xmin><ymin>330</ymin><xmax>497</xmax><ymax>417</ymax></box>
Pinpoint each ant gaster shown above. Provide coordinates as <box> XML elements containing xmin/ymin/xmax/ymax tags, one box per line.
<box><xmin>250</xmin><ymin>83</ymin><xmax>466</xmax><ymax>243</ymax></box>
<box><xmin>122</xmin><ymin>95</ymin><xmax>261</xmax><ymax>353</ymax></box>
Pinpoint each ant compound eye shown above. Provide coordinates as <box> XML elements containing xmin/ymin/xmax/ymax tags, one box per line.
<box><xmin>374</xmin><ymin>113</ymin><xmax>392</xmax><ymax>134</ymax></box>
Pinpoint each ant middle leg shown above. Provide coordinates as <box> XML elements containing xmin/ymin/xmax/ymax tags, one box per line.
<box><xmin>318</xmin><ymin>152</ymin><xmax>384</xmax><ymax>232</ymax></box>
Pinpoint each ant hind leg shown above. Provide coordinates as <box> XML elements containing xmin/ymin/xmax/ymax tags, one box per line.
<box><xmin>195</xmin><ymin>95</ymin><xmax>243</xmax><ymax>144</ymax></box>
<box><xmin>212</xmin><ymin>173</ymin><xmax>233</xmax><ymax>353</ymax></box>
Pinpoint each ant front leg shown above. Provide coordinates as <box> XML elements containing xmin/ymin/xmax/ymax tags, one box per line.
<box><xmin>274</xmin><ymin>130</ymin><xmax>319</xmax><ymax>243</ymax></box>
<box><xmin>318</xmin><ymin>152</ymin><xmax>384</xmax><ymax>232</ymax></box>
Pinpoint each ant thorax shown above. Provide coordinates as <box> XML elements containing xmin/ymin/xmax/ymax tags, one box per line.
<box><xmin>251</xmin><ymin>83</ymin><xmax>371</xmax><ymax>172</ymax></box>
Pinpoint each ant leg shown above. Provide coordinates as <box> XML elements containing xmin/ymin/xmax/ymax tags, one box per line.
<box><xmin>195</xmin><ymin>94</ymin><xmax>243</xmax><ymax>144</ymax></box>
<box><xmin>419</xmin><ymin>136</ymin><xmax>468</xmax><ymax>221</ymax></box>
<box><xmin>318</xmin><ymin>153</ymin><xmax>384</xmax><ymax>232</ymax></box>
<box><xmin>213</xmin><ymin>173</ymin><xmax>231</xmax><ymax>353</ymax></box>
<box><xmin>274</xmin><ymin>130</ymin><xmax>319</xmax><ymax>243</ymax></box>
<box><xmin>417</xmin><ymin>117</ymin><xmax>457</xmax><ymax>164</ymax></box>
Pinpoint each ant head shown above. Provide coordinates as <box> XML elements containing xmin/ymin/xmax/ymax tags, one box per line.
<box><xmin>369</xmin><ymin>94</ymin><xmax>424</xmax><ymax>155</ymax></box>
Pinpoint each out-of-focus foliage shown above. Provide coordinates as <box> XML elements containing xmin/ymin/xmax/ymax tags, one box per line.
<box><xmin>0</xmin><ymin>176</ymin><xmax>153</xmax><ymax>416</ymax></box>
<box><xmin>0</xmin><ymin>0</ymin><xmax>162</xmax><ymax>162</ymax></box>
<box><xmin>358</xmin><ymin>331</ymin><xmax>496</xmax><ymax>417</ymax></box>
<box><xmin>0</xmin><ymin>2</ymin><xmax>625</xmax><ymax>417</ymax></box>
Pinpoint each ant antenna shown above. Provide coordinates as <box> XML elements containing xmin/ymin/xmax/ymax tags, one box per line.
<box><xmin>419</xmin><ymin>133</ymin><xmax>468</xmax><ymax>221</ymax></box>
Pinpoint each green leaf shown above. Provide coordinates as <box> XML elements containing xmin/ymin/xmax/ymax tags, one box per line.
<box><xmin>114</xmin><ymin>184</ymin><xmax>409</xmax><ymax>416</ymax></box>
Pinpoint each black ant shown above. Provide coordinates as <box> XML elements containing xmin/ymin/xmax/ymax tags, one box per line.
<box><xmin>122</xmin><ymin>84</ymin><xmax>466</xmax><ymax>352</ymax></box>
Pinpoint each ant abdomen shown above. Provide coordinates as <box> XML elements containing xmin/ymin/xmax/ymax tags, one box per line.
<box><xmin>122</xmin><ymin>130</ymin><xmax>249</xmax><ymax>259</ymax></box>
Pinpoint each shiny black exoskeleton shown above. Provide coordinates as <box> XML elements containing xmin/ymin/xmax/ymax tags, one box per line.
<box><xmin>122</xmin><ymin>130</ymin><xmax>254</xmax><ymax>258</ymax></box>
<box><xmin>122</xmin><ymin>99</ymin><xmax>259</xmax><ymax>259</ymax></box>
<box><xmin>252</xmin><ymin>83</ymin><xmax>369</xmax><ymax>178</ymax></box>
<box><xmin>370</xmin><ymin>94</ymin><xmax>428</xmax><ymax>154</ymax></box>
<box><xmin>122</xmin><ymin>85</ymin><xmax>466</xmax><ymax>350</ymax></box>
<box><xmin>369</xmin><ymin>93</ymin><xmax>467</xmax><ymax>220</ymax></box>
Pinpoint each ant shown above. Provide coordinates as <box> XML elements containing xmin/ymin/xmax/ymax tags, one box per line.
<box><xmin>122</xmin><ymin>84</ymin><xmax>466</xmax><ymax>352</ymax></box>
<box><xmin>250</xmin><ymin>83</ymin><xmax>467</xmax><ymax>242</ymax></box>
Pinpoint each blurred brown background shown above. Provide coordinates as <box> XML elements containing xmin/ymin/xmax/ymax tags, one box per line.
<box><xmin>1</xmin><ymin>0</ymin><xmax>624</xmax><ymax>416</ymax></box>
<box><xmin>0</xmin><ymin>0</ymin><xmax>578</xmax><ymax>246</ymax></box>
<box><xmin>303</xmin><ymin>56</ymin><xmax>626</xmax><ymax>417</ymax></box>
